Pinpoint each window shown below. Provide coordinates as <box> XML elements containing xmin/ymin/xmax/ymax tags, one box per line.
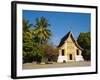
<box><xmin>62</xmin><ymin>49</ymin><xmax>64</xmax><ymax>56</ymax></box>
<box><xmin>77</xmin><ymin>49</ymin><xmax>79</xmax><ymax>55</ymax></box>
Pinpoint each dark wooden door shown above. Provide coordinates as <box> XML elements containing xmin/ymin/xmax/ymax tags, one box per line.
<box><xmin>69</xmin><ymin>54</ymin><xmax>72</xmax><ymax>60</ymax></box>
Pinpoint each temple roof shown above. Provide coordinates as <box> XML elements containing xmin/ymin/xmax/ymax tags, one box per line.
<box><xmin>57</xmin><ymin>31</ymin><xmax>83</xmax><ymax>50</ymax></box>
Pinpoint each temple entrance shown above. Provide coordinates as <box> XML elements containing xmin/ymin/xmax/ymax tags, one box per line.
<box><xmin>69</xmin><ymin>54</ymin><xmax>72</xmax><ymax>60</ymax></box>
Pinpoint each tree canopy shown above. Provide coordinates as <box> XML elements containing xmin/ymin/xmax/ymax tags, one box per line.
<box><xmin>77</xmin><ymin>32</ymin><xmax>91</xmax><ymax>60</ymax></box>
<box><xmin>33</xmin><ymin>17</ymin><xmax>52</xmax><ymax>44</ymax></box>
<box><xmin>23</xmin><ymin>17</ymin><xmax>58</xmax><ymax>63</ymax></box>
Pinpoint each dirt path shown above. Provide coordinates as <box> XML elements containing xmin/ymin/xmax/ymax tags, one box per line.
<box><xmin>23</xmin><ymin>61</ymin><xmax>91</xmax><ymax>69</ymax></box>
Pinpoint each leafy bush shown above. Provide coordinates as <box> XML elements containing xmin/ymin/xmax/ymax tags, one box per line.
<box><xmin>77</xmin><ymin>32</ymin><xmax>91</xmax><ymax>61</ymax></box>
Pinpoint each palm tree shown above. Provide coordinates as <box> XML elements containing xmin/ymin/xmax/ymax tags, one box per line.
<box><xmin>23</xmin><ymin>19</ymin><xmax>33</xmax><ymax>42</ymax></box>
<box><xmin>23</xmin><ymin>19</ymin><xmax>33</xmax><ymax>63</ymax></box>
<box><xmin>23</xmin><ymin>19</ymin><xmax>32</xmax><ymax>32</ymax></box>
<box><xmin>33</xmin><ymin>17</ymin><xmax>52</xmax><ymax>44</ymax></box>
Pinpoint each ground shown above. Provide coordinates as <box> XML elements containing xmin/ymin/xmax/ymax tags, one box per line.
<box><xmin>23</xmin><ymin>61</ymin><xmax>90</xmax><ymax>69</ymax></box>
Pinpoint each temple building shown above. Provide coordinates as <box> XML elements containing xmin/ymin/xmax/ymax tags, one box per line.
<box><xmin>57</xmin><ymin>31</ymin><xmax>84</xmax><ymax>63</ymax></box>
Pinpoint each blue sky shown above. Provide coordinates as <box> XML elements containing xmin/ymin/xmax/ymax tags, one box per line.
<box><xmin>23</xmin><ymin>10</ymin><xmax>91</xmax><ymax>46</ymax></box>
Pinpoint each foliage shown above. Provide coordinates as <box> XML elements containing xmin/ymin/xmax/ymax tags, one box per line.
<box><xmin>33</xmin><ymin>16</ymin><xmax>52</xmax><ymax>44</ymax></box>
<box><xmin>43</xmin><ymin>44</ymin><xmax>59</xmax><ymax>62</ymax></box>
<box><xmin>23</xmin><ymin>17</ymin><xmax>53</xmax><ymax>63</ymax></box>
<box><xmin>23</xmin><ymin>19</ymin><xmax>32</xmax><ymax>32</ymax></box>
<box><xmin>77</xmin><ymin>32</ymin><xmax>91</xmax><ymax>60</ymax></box>
<box><xmin>23</xmin><ymin>19</ymin><xmax>33</xmax><ymax>63</ymax></box>
<box><xmin>82</xmin><ymin>49</ymin><xmax>91</xmax><ymax>60</ymax></box>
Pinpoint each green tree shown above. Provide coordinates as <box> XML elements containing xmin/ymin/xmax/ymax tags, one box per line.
<box><xmin>77</xmin><ymin>32</ymin><xmax>91</xmax><ymax>60</ymax></box>
<box><xmin>32</xmin><ymin>17</ymin><xmax>52</xmax><ymax>63</ymax></box>
<box><xmin>23</xmin><ymin>19</ymin><xmax>32</xmax><ymax>32</ymax></box>
<box><xmin>23</xmin><ymin>19</ymin><xmax>45</xmax><ymax>63</ymax></box>
<box><xmin>23</xmin><ymin>19</ymin><xmax>33</xmax><ymax>63</ymax></box>
<box><xmin>32</xmin><ymin>44</ymin><xmax>44</xmax><ymax>63</ymax></box>
<box><xmin>23</xmin><ymin>17</ymin><xmax>52</xmax><ymax>63</ymax></box>
<box><xmin>33</xmin><ymin>16</ymin><xmax>52</xmax><ymax>44</ymax></box>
